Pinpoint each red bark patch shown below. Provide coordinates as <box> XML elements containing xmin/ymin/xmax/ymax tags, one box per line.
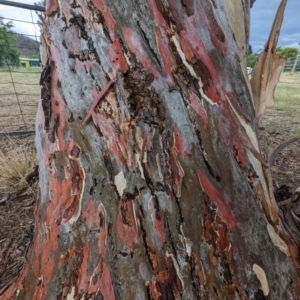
<box><xmin>147</xmin><ymin>0</ymin><xmax>170</xmax><ymax>31</ymax></box>
<box><xmin>32</xmin><ymin>223</ymin><xmax>59</xmax><ymax>300</ymax></box>
<box><xmin>148</xmin><ymin>196</ymin><xmax>166</xmax><ymax>243</ymax></box>
<box><xmin>109</xmin><ymin>39</ymin><xmax>129</xmax><ymax>74</ymax></box>
<box><xmin>82</xmin><ymin>200</ymin><xmax>107</xmax><ymax>255</ymax></box>
<box><xmin>174</xmin><ymin>127</ymin><xmax>189</xmax><ymax>158</ymax></box>
<box><xmin>49</xmin><ymin>142</ymin><xmax>84</xmax><ymax>225</ymax></box>
<box><xmin>169</xmin><ymin>131</ymin><xmax>185</xmax><ymax>198</ymax></box>
<box><xmin>155</xmin><ymin>27</ymin><xmax>176</xmax><ymax>84</ymax></box>
<box><xmin>191</xmin><ymin>253</ymin><xmax>206</xmax><ymax>285</ymax></box>
<box><xmin>165</xmin><ymin>0</ymin><xmax>185</xmax><ymax>32</ymax></box>
<box><xmin>200</xmin><ymin>193</ymin><xmax>236</xmax><ymax>287</ymax></box>
<box><xmin>147</xmin><ymin>243</ymin><xmax>158</xmax><ymax>269</ymax></box>
<box><xmin>189</xmin><ymin>92</ymin><xmax>208</xmax><ymax>128</ymax></box>
<box><xmin>233</xmin><ymin>140</ymin><xmax>247</xmax><ymax>167</ymax></box>
<box><xmin>147</xmin><ymin>255</ymin><xmax>183</xmax><ymax>299</ymax></box>
<box><xmin>194</xmin><ymin>0</ymin><xmax>228</xmax><ymax>53</ymax></box>
<box><xmin>122</xmin><ymin>27</ymin><xmax>159</xmax><ymax>79</ymax></box>
<box><xmin>197</xmin><ymin>169</ymin><xmax>237</xmax><ymax>227</ymax></box>
<box><xmin>31</xmin><ymin>143</ymin><xmax>84</xmax><ymax>295</ymax></box>
<box><xmin>189</xmin><ymin>252</ymin><xmax>206</xmax><ymax>296</ymax></box>
<box><xmin>180</xmin><ymin>25</ymin><xmax>224</xmax><ymax>104</ymax></box>
<box><xmin>177</xmin><ymin>32</ymin><xmax>194</xmax><ymax>62</ymax></box>
<box><xmin>117</xmin><ymin>199</ymin><xmax>138</xmax><ymax>250</ymax></box>
<box><xmin>87</xmin><ymin>261</ymin><xmax>115</xmax><ymax>299</ymax></box>
<box><xmin>44</xmin><ymin>0</ymin><xmax>58</xmax><ymax>16</ymax></box>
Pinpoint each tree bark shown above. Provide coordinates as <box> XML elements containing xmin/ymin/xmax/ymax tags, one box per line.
<box><xmin>2</xmin><ymin>0</ymin><xmax>300</xmax><ymax>299</ymax></box>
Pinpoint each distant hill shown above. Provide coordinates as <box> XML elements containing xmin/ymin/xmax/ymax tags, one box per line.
<box><xmin>13</xmin><ymin>33</ymin><xmax>40</xmax><ymax>58</ymax></box>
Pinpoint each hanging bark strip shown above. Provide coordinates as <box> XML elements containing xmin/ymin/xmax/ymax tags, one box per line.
<box><xmin>2</xmin><ymin>0</ymin><xmax>300</xmax><ymax>299</ymax></box>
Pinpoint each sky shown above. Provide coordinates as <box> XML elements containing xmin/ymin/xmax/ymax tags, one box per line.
<box><xmin>250</xmin><ymin>0</ymin><xmax>300</xmax><ymax>52</ymax></box>
<box><xmin>0</xmin><ymin>0</ymin><xmax>299</xmax><ymax>52</ymax></box>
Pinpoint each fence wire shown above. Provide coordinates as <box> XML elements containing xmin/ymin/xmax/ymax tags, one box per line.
<box><xmin>0</xmin><ymin>1</ymin><xmax>44</xmax><ymax>135</ymax></box>
<box><xmin>282</xmin><ymin>56</ymin><xmax>300</xmax><ymax>73</ymax></box>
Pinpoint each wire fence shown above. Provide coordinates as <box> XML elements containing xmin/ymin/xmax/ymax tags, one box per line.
<box><xmin>0</xmin><ymin>1</ymin><xmax>44</xmax><ymax>135</ymax></box>
<box><xmin>282</xmin><ymin>56</ymin><xmax>300</xmax><ymax>73</ymax></box>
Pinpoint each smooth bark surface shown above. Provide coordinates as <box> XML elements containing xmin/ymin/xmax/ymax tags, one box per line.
<box><xmin>2</xmin><ymin>0</ymin><xmax>300</xmax><ymax>299</ymax></box>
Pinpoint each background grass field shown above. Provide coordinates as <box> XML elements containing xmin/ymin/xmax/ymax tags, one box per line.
<box><xmin>262</xmin><ymin>73</ymin><xmax>300</xmax><ymax>137</ymax></box>
<box><xmin>0</xmin><ymin>67</ymin><xmax>40</xmax><ymax>132</ymax></box>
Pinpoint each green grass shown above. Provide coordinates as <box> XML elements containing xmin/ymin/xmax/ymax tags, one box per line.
<box><xmin>261</xmin><ymin>73</ymin><xmax>300</xmax><ymax>137</ymax></box>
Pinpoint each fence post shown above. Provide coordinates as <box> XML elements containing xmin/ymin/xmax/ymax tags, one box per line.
<box><xmin>291</xmin><ymin>56</ymin><xmax>299</xmax><ymax>73</ymax></box>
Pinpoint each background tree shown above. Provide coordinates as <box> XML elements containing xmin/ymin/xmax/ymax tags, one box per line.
<box><xmin>0</xmin><ymin>17</ymin><xmax>19</xmax><ymax>67</ymax></box>
<box><xmin>247</xmin><ymin>52</ymin><xmax>259</xmax><ymax>67</ymax></box>
<box><xmin>277</xmin><ymin>47</ymin><xmax>298</xmax><ymax>58</ymax></box>
<box><xmin>2</xmin><ymin>0</ymin><xmax>300</xmax><ymax>299</ymax></box>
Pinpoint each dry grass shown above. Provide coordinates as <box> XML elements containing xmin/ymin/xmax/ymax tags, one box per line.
<box><xmin>0</xmin><ymin>137</ymin><xmax>37</xmax><ymax>199</ymax></box>
<box><xmin>0</xmin><ymin>135</ymin><xmax>37</xmax><ymax>290</ymax></box>
<box><xmin>0</xmin><ymin>67</ymin><xmax>41</xmax><ymax>132</ymax></box>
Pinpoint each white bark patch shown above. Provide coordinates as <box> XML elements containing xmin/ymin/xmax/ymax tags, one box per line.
<box><xmin>66</xmin><ymin>287</ymin><xmax>75</xmax><ymax>300</ymax></box>
<box><xmin>171</xmin><ymin>35</ymin><xmax>217</xmax><ymax>107</ymax></box>
<box><xmin>114</xmin><ymin>171</ymin><xmax>127</xmax><ymax>197</ymax></box>
<box><xmin>179</xmin><ymin>234</ymin><xmax>192</xmax><ymax>257</ymax></box>
<box><xmin>156</xmin><ymin>153</ymin><xmax>164</xmax><ymax>181</ymax></box>
<box><xmin>124</xmin><ymin>52</ymin><xmax>131</xmax><ymax>67</ymax></box>
<box><xmin>143</xmin><ymin>151</ymin><xmax>147</xmax><ymax>163</ymax></box>
<box><xmin>253</xmin><ymin>264</ymin><xmax>269</xmax><ymax>296</ymax></box>
<box><xmin>135</xmin><ymin>153</ymin><xmax>145</xmax><ymax>179</ymax></box>
<box><xmin>267</xmin><ymin>223</ymin><xmax>290</xmax><ymax>256</ymax></box>
<box><xmin>69</xmin><ymin>154</ymin><xmax>86</xmax><ymax>225</ymax></box>
<box><xmin>139</xmin><ymin>262</ymin><xmax>152</xmax><ymax>281</ymax></box>
<box><xmin>135</xmin><ymin>126</ymin><xmax>144</xmax><ymax>154</ymax></box>
<box><xmin>66</xmin><ymin>287</ymin><xmax>84</xmax><ymax>300</ymax></box>
<box><xmin>93</xmin><ymin>22</ymin><xmax>104</xmax><ymax>35</ymax></box>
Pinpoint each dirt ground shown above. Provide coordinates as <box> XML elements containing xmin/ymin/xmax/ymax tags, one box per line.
<box><xmin>0</xmin><ymin>72</ymin><xmax>299</xmax><ymax>292</ymax></box>
<box><xmin>259</xmin><ymin>72</ymin><xmax>300</xmax><ymax>197</ymax></box>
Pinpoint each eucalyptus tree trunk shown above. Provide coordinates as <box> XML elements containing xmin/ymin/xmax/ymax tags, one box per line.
<box><xmin>2</xmin><ymin>0</ymin><xmax>300</xmax><ymax>299</ymax></box>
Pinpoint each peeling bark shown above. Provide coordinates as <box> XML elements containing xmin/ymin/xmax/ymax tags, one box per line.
<box><xmin>2</xmin><ymin>0</ymin><xmax>300</xmax><ymax>299</ymax></box>
<box><xmin>250</xmin><ymin>0</ymin><xmax>287</xmax><ymax>116</ymax></box>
